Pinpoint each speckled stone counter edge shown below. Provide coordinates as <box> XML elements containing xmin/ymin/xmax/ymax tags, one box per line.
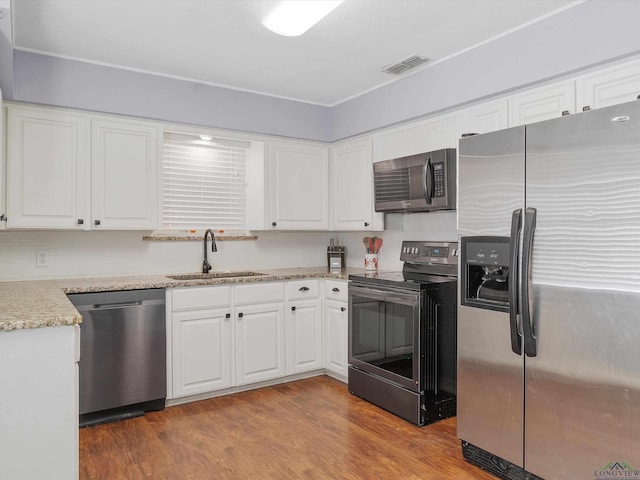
<box><xmin>0</xmin><ymin>267</ymin><xmax>364</xmax><ymax>333</ymax></box>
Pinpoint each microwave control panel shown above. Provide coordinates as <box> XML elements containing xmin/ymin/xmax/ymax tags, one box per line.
<box><xmin>433</xmin><ymin>162</ymin><xmax>445</xmax><ymax>197</ymax></box>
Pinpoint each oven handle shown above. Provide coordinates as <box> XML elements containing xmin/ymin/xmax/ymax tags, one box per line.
<box><xmin>348</xmin><ymin>284</ymin><xmax>421</xmax><ymax>306</ymax></box>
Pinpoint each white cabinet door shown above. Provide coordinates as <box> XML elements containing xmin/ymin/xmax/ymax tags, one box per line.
<box><xmin>325</xmin><ymin>299</ymin><xmax>348</xmax><ymax>379</ymax></box>
<box><xmin>0</xmin><ymin>90</ymin><xmax>6</xmax><ymax>229</ymax></box>
<box><xmin>373</xmin><ymin>114</ymin><xmax>460</xmax><ymax>162</ymax></box>
<box><xmin>268</xmin><ymin>140</ymin><xmax>328</xmax><ymax>230</ymax></box>
<box><xmin>508</xmin><ymin>81</ymin><xmax>575</xmax><ymax>127</ymax></box>
<box><xmin>235</xmin><ymin>302</ymin><xmax>286</xmax><ymax>385</ymax></box>
<box><xmin>286</xmin><ymin>298</ymin><xmax>323</xmax><ymax>375</ymax></box>
<box><xmin>461</xmin><ymin>99</ymin><xmax>509</xmax><ymax>135</ymax></box>
<box><xmin>6</xmin><ymin>105</ymin><xmax>89</xmax><ymax>229</ymax></box>
<box><xmin>0</xmin><ymin>326</ymin><xmax>78</xmax><ymax>480</ymax></box>
<box><xmin>330</xmin><ymin>138</ymin><xmax>383</xmax><ymax>231</ymax></box>
<box><xmin>91</xmin><ymin>118</ymin><xmax>159</xmax><ymax>230</ymax></box>
<box><xmin>172</xmin><ymin>307</ymin><xmax>233</xmax><ymax>397</ymax></box>
<box><xmin>576</xmin><ymin>59</ymin><xmax>640</xmax><ymax>111</ymax></box>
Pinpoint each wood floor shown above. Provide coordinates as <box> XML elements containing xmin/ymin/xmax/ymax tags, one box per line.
<box><xmin>79</xmin><ymin>376</ymin><xmax>496</xmax><ymax>480</ymax></box>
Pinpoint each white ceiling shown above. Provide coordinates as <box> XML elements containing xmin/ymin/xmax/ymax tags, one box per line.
<box><xmin>11</xmin><ymin>0</ymin><xmax>581</xmax><ymax>106</ymax></box>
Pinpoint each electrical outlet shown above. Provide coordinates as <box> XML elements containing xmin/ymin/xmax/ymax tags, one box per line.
<box><xmin>36</xmin><ymin>250</ymin><xmax>49</xmax><ymax>268</ymax></box>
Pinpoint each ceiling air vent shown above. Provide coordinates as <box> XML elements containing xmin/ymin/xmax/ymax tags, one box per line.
<box><xmin>381</xmin><ymin>55</ymin><xmax>429</xmax><ymax>75</ymax></box>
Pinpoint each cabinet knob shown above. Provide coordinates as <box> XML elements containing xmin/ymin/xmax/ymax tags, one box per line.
<box><xmin>94</xmin><ymin>219</ymin><xmax>101</xmax><ymax>226</ymax></box>
<box><xmin>0</xmin><ymin>214</ymin><xmax>6</xmax><ymax>222</ymax></box>
<box><xmin>238</xmin><ymin>312</ymin><xmax>243</xmax><ymax>318</ymax></box>
<box><xmin>225</xmin><ymin>313</ymin><xmax>231</xmax><ymax>319</ymax></box>
<box><xmin>272</xmin><ymin>222</ymin><xmax>277</xmax><ymax>227</ymax></box>
<box><xmin>77</xmin><ymin>218</ymin><xmax>84</xmax><ymax>225</ymax></box>
<box><xmin>298</xmin><ymin>286</ymin><xmax>309</xmax><ymax>292</ymax></box>
<box><xmin>291</xmin><ymin>306</ymin><xmax>296</xmax><ymax>311</ymax></box>
<box><xmin>341</xmin><ymin>307</ymin><xmax>346</xmax><ymax>312</ymax></box>
<box><xmin>364</xmin><ymin>222</ymin><xmax>369</xmax><ymax>227</ymax></box>
<box><xmin>332</xmin><ymin>287</ymin><xmax>340</xmax><ymax>292</ymax></box>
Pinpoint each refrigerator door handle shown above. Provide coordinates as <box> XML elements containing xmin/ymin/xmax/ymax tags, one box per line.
<box><xmin>509</xmin><ymin>208</ymin><xmax>523</xmax><ymax>355</ymax></box>
<box><xmin>422</xmin><ymin>156</ymin><xmax>433</xmax><ymax>204</ymax></box>
<box><xmin>522</xmin><ymin>207</ymin><xmax>538</xmax><ymax>357</ymax></box>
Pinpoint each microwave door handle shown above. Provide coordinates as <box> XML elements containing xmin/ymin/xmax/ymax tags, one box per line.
<box><xmin>509</xmin><ymin>209</ymin><xmax>523</xmax><ymax>356</ymax></box>
<box><xmin>422</xmin><ymin>157</ymin><xmax>433</xmax><ymax>204</ymax></box>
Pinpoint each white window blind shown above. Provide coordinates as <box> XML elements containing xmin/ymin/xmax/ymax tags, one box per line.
<box><xmin>163</xmin><ymin>132</ymin><xmax>250</xmax><ymax>230</ymax></box>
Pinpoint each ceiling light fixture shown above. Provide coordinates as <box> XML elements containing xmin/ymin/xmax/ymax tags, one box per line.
<box><xmin>199</xmin><ymin>134</ymin><xmax>213</xmax><ymax>141</ymax></box>
<box><xmin>262</xmin><ymin>1</ymin><xmax>344</xmax><ymax>37</ymax></box>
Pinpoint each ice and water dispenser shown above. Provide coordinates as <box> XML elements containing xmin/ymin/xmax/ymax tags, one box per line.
<box><xmin>460</xmin><ymin>237</ymin><xmax>511</xmax><ymax>312</ymax></box>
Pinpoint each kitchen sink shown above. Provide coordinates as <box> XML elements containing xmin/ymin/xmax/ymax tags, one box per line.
<box><xmin>167</xmin><ymin>271</ymin><xmax>267</xmax><ymax>280</ymax></box>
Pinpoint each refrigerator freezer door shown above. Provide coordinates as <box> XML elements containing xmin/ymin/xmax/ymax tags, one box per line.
<box><xmin>524</xmin><ymin>101</ymin><xmax>640</xmax><ymax>479</ymax></box>
<box><xmin>457</xmin><ymin>126</ymin><xmax>526</xmax><ymax>467</ymax></box>
<box><xmin>458</xmin><ymin>126</ymin><xmax>525</xmax><ymax>237</ymax></box>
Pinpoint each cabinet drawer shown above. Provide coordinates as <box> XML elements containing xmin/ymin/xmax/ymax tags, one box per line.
<box><xmin>324</xmin><ymin>280</ymin><xmax>348</xmax><ymax>302</ymax></box>
<box><xmin>286</xmin><ymin>279</ymin><xmax>320</xmax><ymax>300</ymax></box>
<box><xmin>172</xmin><ymin>285</ymin><xmax>231</xmax><ymax>311</ymax></box>
<box><xmin>235</xmin><ymin>282</ymin><xmax>285</xmax><ymax>305</ymax></box>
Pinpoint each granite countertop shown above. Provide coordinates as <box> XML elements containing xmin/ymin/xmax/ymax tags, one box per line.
<box><xmin>0</xmin><ymin>267</ymin><xmax>365</xmax><ymax>333</ymax></box>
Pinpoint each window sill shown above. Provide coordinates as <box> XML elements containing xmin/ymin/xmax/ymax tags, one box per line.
<box><xmin>142</xmin><ymin>234</ymin><xmax>258</xmax><ymax>242</ymax></box>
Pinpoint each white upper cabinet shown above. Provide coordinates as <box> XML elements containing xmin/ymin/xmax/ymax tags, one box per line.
<box><xmin>268</xmin><ymin>140</ymin><xmax>329</xmax><ymax>230</ymax></box>
<box><xmin>6</xmin><ymin>105</ymin><xmax>89</xmax><ymax>229</ymax></box>
<box><xmin>576</xmin><ymin>59</ymin><xmax>640</xmax><ymax>111</ymax></box>
<box><xmin>373</xmin><ymin>114</ymin><xmax>461</xmax><ymax>162</ymax></box>
<box><xmin>5</xmin><ymin>104</ymin><xmax>159</xmax><ymax>230</ymax></box>
<box><xmin>91</xmin><ymin>117</ymin><xmax>159</xmax><ymax>229</ymax></box>
<box><xmin>508</xmin><ymin>80</ymin><xmax>575</xmax><ymax>127</ymax></box>
<box><xmin>330</xmin><ymin>137</ymin><xmax>383</xmax><ymax>231</ymax></box>
<box><xmin>459</xmin><ymin>99</ymin><xmax>509</xmax><ymax>136</ymax></box>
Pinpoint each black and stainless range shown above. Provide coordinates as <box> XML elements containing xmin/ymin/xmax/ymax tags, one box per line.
<box><xmin>348</xmin><ymin>241</ymin><xmax>458</xmax><ymax>426</ymax></box>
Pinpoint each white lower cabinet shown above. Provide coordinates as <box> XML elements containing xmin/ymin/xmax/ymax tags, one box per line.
<box><xmin>172</xmin><ymin>307</ymin><xmax>232</xmax><ymax>397</ymax></box>
<box><xmin>170</xmin><ymin>285</ymin><xmax>233</xmax><ymax>398</ymax></box>
<box><xmin>286</xmin><ymin>279</ymin><xmax>323</xmax><ymax>375</ymax></box>
<box><xmin>168</xmin><ymin>278</ymin><xmax>349</xmax><ymax>400</ymax></box>
<box><xmin>324</xmin><ymin>280</ymin><xmax>348</xmax><ymax>379</ymax></box>
<box><xmin>0</xmin><ymin>326</ymin><xmax>79</xmax><ymax>480</ymax></box>
<box><xmin>234</xmin><ymin>301</ymin><xmax>286</xmax><ymax>385</ymax></box>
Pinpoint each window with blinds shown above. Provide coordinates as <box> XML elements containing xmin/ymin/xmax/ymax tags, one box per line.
<box><xmin>162</xmin><ymin>132</ymin><xmax>250</xmax><ymax>231</ymax></box>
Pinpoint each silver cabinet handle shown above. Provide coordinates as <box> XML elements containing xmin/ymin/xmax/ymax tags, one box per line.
<box><xmin>299</xmin><ymin>286</ymin><xmax>310</xmax><ymax>292</ymax></box>
<box><xmin>332</xmin><ymin>287</ymin><xmax>340</xmax><ymax>292</ymax></box>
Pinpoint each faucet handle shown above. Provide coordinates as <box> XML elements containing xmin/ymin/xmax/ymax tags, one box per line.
<box><xmin>202</xmin><ymin>260</ymin><xmax>212</xmax><ymax>274</ymax></box>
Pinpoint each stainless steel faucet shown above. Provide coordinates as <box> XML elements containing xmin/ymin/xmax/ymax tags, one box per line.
<box><xmin>202</xmin><ymin>229</ymin><xmax>218</xmax><ymax>273</ymax></box>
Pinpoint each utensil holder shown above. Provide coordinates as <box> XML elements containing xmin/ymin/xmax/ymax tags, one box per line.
<box><xmin>364</xmin><ymin>254</ymin><xmax>378</xmax><ymax>270</ymax></box>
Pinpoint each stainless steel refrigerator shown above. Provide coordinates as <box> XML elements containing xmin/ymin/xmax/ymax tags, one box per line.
<box><xmin>457</xmin><ymin>99</ymin><xmax>640</xmax><ymax>480</ymax></box>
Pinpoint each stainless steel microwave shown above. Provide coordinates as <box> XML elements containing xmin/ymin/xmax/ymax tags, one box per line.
<box><xmin>373</xmin><ymin>148</ymin><xmax>456</xmax><ymax>213</ymax></box>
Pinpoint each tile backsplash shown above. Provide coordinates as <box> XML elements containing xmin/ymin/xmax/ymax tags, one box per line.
<box><xmin>0</xmin><ymin>212</ymin><xmax>458</xmax><ymax>281</ymax></box>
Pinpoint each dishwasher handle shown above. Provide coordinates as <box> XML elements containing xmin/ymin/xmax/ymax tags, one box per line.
<box><xmin>72</xmin><ymin>298</ymin><xmax>164</xmax><ymax>312</ymax></box>
<box><xmin>93</xmin><ymin>301</ymin><xmax>143</xmax><ymax>310</ymax></box>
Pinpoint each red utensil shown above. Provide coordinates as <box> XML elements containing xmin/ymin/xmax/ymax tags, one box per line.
<box><xmin>373</xmin><ymin>237</ymin><xmax>383</xmax><ymax>254</ymax></box>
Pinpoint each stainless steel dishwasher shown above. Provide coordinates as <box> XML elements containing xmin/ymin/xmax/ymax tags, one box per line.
<box><xmin>68</xmin><ymin>288</ymin><xmax>166</xmax><ymax>427</ymax></box>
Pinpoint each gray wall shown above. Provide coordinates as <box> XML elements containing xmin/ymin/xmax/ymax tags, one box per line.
<box><xmin>11</xmin><ymin>51</ymin><xmax>333</xmax><ymax>141</ymax></box>
<box><xmin>331</xmin><ymin>0</ymin><xmax>640</xmax><ymax>140</ymax></box>
<box><xmin>3</xmin><ymin>0</ymin><xmax>640</xmax><ymax>141</ymax></box>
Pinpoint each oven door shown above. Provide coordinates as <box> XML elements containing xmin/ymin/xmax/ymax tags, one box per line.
<box><xmin>348</xmin><ymin>283</ymin><xmax>422</xmax><ymax>392</ymax></box>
